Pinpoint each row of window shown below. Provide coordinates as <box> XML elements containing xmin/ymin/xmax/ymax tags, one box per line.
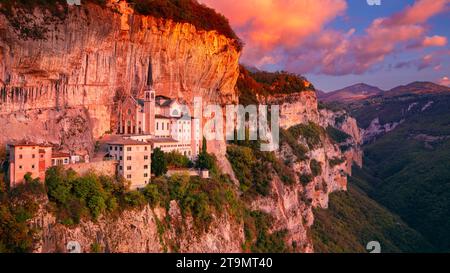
<box><xmin>125</xmin><ymin>173</ymin><xmax>149</xmax><ymax>179</ymax></box>
<box><xmin>114</xmin><ymin>155</ymin><xmax>150</xmax><ymax>161</ymax></box>
<box><xmin>156</xmin><ymin>121</ymin><xmax>170</xmax><ymax>131</ymax></box>
<box><xmin>119</xmin><ymin>165</ymin><xmax>149</xmax><ymax>171</ymax></box>
<box><xmin>109</xmin><ymin>146</ymin><xmax>149</xmax><ymax>152</ymax></box>
<box><xmin>18</xmin><ymin>164</ymin><xmax>36</xmax><ymax>170</ymax></box>
<box><xmin>17</xmin><ymin>154</ymin><xmax>45</xmax><ymax>159</ymax></box>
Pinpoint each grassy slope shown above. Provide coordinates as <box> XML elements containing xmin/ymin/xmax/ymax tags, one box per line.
<box><xmin>311</xmin><ymin>168</ymin><xmax>435</xmax><ymax>253</ymax></box>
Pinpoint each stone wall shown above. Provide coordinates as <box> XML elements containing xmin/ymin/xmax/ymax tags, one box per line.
<box><xmin>63</xmin><ymin>160</ymin><xmax>118</xmax><ymax>176</ymax></box>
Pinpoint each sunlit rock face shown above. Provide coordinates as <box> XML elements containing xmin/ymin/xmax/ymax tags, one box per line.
<box><xmin>0</xmin><ymin>1</ymin><xmax>240</xmax><ymax>155</ymax></box>
<box><xmin>249</xmin><ymin>90</ymin><xmax>363</xmax><ymax>252</ymax></box>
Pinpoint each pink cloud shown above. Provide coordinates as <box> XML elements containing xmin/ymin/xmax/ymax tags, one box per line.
<box><xmin>422</xmin><ymin>35</ymin><xmax>448</xmax><ymax>47</ymax></box>
<box><xmin>438</xmin><ymin>76</ymin><xmax>450</xmax><ymax>86</ymax></box>
<box><xmin>203</xmin><ymin>0</ymin><xmax>449</xmax><ymax>76</ymax></box>
<box><xmin>201</xmin><ymin>0</ymin><xmax>347</xmax><ymax>64</ymax></box>
<box><xmin>286</xmin><ymin>0</ymin><xmax>450</xmax><ymax>75</ymax></box>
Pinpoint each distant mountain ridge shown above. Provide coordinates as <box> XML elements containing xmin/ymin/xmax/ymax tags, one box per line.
<box><xmin>386</xmin><ymin>81</ymin><xmax>450</xmax><ymax>97</ymax></box>
<box><xmin>320</xmin><ymin>81</ymin><xmax>450</xmax><ymax>103</ymax></box>
<box><xmin>319</xmin><ymin>83</ymin><xmax>384</xmax><ymax>102</ymax></box>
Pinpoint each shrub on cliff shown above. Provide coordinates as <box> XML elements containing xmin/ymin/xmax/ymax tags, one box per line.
<box><xmin>165</xmin><ymin>151</ymin><xmax>192</xmax><ymax>169</ymax></box>
<box><xmin>280</xmin><ymin>129</ymin><xmax>309</xmax><ymax>162</ymax></box>
<box><xmin>45</xmin><ymin>167</ymin><xmax>128</xmax><ymax>223</ymax></box>
<box><xmin>326</xmin><ymin>126</ymin><xmax>351</xmax><ymax>144</ymax></box>
<box><xmin>329</xmin><ymin>157</ymin><xmax>346</xmax><ymax>168</ymax></box>
<box><xmin>0</xmin><ymin>179</ymin><xmax>44</xmax><ymax>252</ymax></box>
<box><xmin>226</xmin><ymin>145</ymin><xmax>273</xmax><ymax>196</ymax></box>
<box><xmin>310</xmin><ymin>159</ymin><xmax>323</xmax><ymax>177</ymax></box>
<box><xmin>128</xmin><ymin>0</ymin><xmax>243</xmax><ymax>50</ymax></box>
<box><xmin>243</xmin><ymin>210</ymin><xmax>289</xmax><ymax>253</ymax></box>
<box><xmin>237</xmin><ymin>66</ymin><xmax>315</xmax><ymax>105</ymax></box>
<box><xmin>299</xmin><ymin>173</ymin><xmax>314</xmax><ymax>186</ymax></box>
<box><xmin>289</xmin><ymin>122</ymin><xmax>325</xmax><ymax>149</ymax></box>
<box><xmin>151</xmin><ymin>148</ymin><xmax>168</xmax><ymax>177</ymax></box>
<box><xmin>142</xmin><ymin>173</ymin><xmax>243</xmax><ymax>232</ymax></box>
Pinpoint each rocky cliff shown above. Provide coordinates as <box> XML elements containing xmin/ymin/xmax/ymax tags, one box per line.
<box><xmin>32</xmin><ymin>199</ymin><xmax>243</xmax><ymax>253</ymax></box>
<box><xmin>0</xmin><ymin>1</ymin><xmax>240</xmax><ymax>155</ymax></box>
<box><xmin>27</xmin><ymin>89</ymin><xmax>361</xmax><ymax>253</ymax></box>
<box><xmin>1</xmin><ymin>1</ymin><xmax>363</xmax><ymax>253</ymax></box>
<box><xmin>246</xmin><ymin>91</ymin><xmax>362</xmax><ymax>252</ymax></box>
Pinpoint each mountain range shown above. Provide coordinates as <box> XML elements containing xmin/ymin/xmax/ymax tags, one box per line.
<box><xmin>318</xmin><ymin>81</ymin><xmax>449</xmax><ymax>103</ymax></box>
<box><xmin>315</xmin><ymin>80</ymin><xmax>450</xmax><ymax>252</ymax></box>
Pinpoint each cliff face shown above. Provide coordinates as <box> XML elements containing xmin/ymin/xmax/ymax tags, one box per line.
<box><xmin>28</xmin><ymin>90</ymin><xmax>361</xmax><ymax>253</ymax></box>
<box><xmin>248</xmin><ymin>91</ymin><xmax>362</xmax><ymax>252</ymax></box>
<box><xmin>0</xmin><ymin>1</ymin><xmax>240</xmax><ymax>154</ymax></box>
<box><xmin>32</xmin><ymin>200</ymin><xmax>243</xmax><ymax>253</ymax></box>
<box><xmin>2</xmin><ymin>2</ymin><xmax>363</xmax><ymax>253</ymax></box>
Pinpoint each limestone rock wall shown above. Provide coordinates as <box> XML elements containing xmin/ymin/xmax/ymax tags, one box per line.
<box><xmin>0</xmin><ymin>1</ymin><xmax>240</xmax><ymax>155</ymax></box>
<box><xmin>32</xmin><ymin>200</ymin><xmax>244</xmax><ymax>253</ymax></box>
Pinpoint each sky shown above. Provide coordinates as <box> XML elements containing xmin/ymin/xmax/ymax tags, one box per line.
<box><xmin>201</xmin><ymin>0</ymin><xmax>450</xmax><ymax>92</ymax></box>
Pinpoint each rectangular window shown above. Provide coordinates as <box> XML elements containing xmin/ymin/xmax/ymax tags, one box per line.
<box><xmin>119</xmin><ymin>166</ymin><xmax>123</xmax><ymax>170</ymax></box>
<box><xmin>32</xmin><ymin>165</ymin><xmax>35</xmax><ymax>169</ymax></box>
<box><xmin>156</xmin><ymin>122</ymin><xmax>159</xmax><ymax>130</ymax></box>
<box><xmin>162</xmin><ymin>123</ymin><xmax>164</xmax><ymax>130</ymax></box>
<box><xmin>127</xmin><ymin>166</ymin><xmax>132</xmax><ymax>170</ymax></box>
<box><xmin>127</xmin><ymin>156</ymin><xmax>132</xmax><ymax>160</ymax></box>
<box><xmin>120</xmin><ymin>147</ymin><xmax>123</xmax><ymax>151</ymax></box>
<box><xmin>115</xmin><ymin>146</ymin><xmax>118</xmax><ymax>151</ymax></box>
<box><xmin>19</xmin><ymin>165</ymin><xmax>22</xmax><ymax>169</ymax></box>
<box><xmin>119</xmin><ymin>156</ymin><xmax>123</xmax><ymax>160</ymax></box>
<box><xmin>127</xmin><ymin>147</ymin><xmax>132</xmax><ymax>151</ymax></box>
<box><xmin>144</xmin><ymin>173</ymin><xmax>148</xmax><ymax>178</ymax></box>
<box><xmin>32</xmin><ymin>154</ymin><xmax>36</xmax><ymax>159</ymax></box>
<box><xmin>144</xmin><ymin>165</ymin><xmax>148</xmax><ymax>169</ymax></box>
<box><xmin>109</xmin><ymin>146</ymin><xmax>113</xmax><ymax>151</ymax></box>
<box><xmin>19</xmin><ymin>154</ymin><xmax>23</xmax><ymax>159</ymax></box>
<box><xmin>127</xmin><ymin>175</ymin><xmax>132</xmax><ymax>179</ymax></box>
<box><xmin>144</xmin><ymin>156</ymin><xmax>149</xmax><ymax>160</ymax></box>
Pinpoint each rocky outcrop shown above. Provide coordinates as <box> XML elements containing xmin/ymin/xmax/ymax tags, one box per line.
<box><xmin>319</xmin><ymin>109</ymin><xmax>363</xmax><ymax>171</ymax></box>
<box><xmin>248</xmin><ymin>91</ymin><xmax>362</xmax><ymax>253</ymax></box>
<box><xmin>0</xmin><ymin>1</ymin><xmax>240</xmax><ymax>155</ymax></box>
<box><xmin>32</xmin><ymin>200</ymin><xmax>243</xmax><ymax>253</ymax></box>
<box><xmin>260</xmin><ymin>91</ymin><xmax>319</xmax><ymax>129</ymax></box>
<box><xmin>362</xmin><ymin>118</ymin><xmax>404</xmax><ymax>144</ymax></box>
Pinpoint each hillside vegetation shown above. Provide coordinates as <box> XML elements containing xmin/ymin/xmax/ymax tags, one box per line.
<box><xmin>322</xmin><ymin>86</ymin><xmax>450</xmax><ymax>252</ymax></box>
<box><xmin>312</xmin><ymin>168</ymin><xmax>435</xmax><ymax>253</ymax></box>
<box><xmin>362</xmin><ymin>94</ymin><xmax>450</xmax><ymax>251</ymax></box>
<box><xmin>237</xmin><ymin>66</ymin><xmax>315</xmax><ymax>105</ymax></box>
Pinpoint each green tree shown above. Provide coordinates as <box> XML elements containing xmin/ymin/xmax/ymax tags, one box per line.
<box><xmin>151</xmin><ymin>148</ymin><xmax>168</xmax><ymax>177</ymax></box>
<box><xmin>143</xmin><ymin>183</ymin><xmax>160</xmax><ymax>208</ymax></box>
<box><xmin>165</xmin><ymin>151</ymin><xmax>192</xmax><ymax>168</ymax></box>
<box><xmin>45</xmin><ymin>166</ymin><xmax>72</xmax><ymax>204</ymax></box>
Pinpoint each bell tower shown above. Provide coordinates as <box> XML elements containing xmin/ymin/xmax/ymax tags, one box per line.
<box><xmin>144</xmin><ymin>59</ymin><xmax>155</xmax><ymax>135</ymax></box>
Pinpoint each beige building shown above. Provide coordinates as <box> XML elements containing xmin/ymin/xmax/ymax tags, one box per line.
<box><xmin>107</xmin><ymin>139</ymin><xmax>152</xmax><ymax>190</ymax></box>
<box><xmin>7</xmin><ymin>142</ymin><xmax>52</xmax><ymax>187</ymax></box>
<box><xmin>51</xmin><ymin>152</ymin><xmax>71</xmax><ymax>166</ymax></box>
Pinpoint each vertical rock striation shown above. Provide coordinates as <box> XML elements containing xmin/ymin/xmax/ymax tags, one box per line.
<box><xmin>0</xmin><ymin>1</ymin><xmax>240</xmax><ymax>154</ymax></box>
